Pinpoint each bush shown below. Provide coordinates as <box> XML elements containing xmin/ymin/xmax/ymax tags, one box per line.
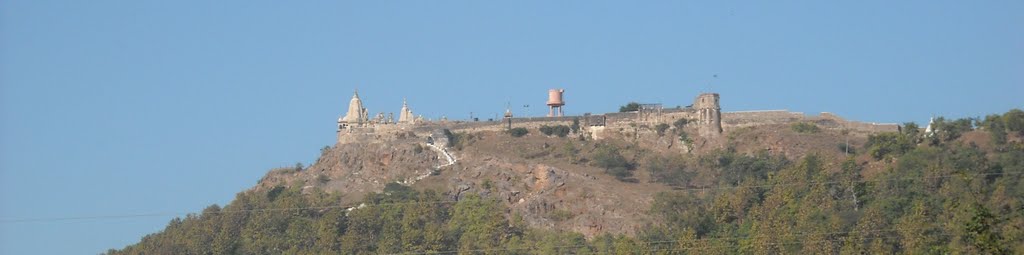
<box><xmin>672</xmin><ymin>118</ymin><xmax>690</xmax><ymax>129</ymax></box>
<box><xmin>444</xmin><ymin>129</ymin><xmax>472</xmax><ymax>150</ymax></box>
<box><xmin>539</xmin><ymin>125</ymin><xmax>572</xmax><ymax>137</ymax></box>
<box><xmin>655</xmin><ymin>123</ymin><xmax>670</xmax><ymax>136</ymax></box>
<box><xmin>837</xmin><ymin>143</ymin><xmax>856</xmax><ymax>154</ymax></box>
<box><xmin>790</xmin><ymin>122</ymin><xmax>820</xmax><ymax>133</ymax></box>
<box><xmin>678</xmin><ymin>132</ymin><xmax>693</xmax><ymax>144</ymax></box>
<box><xmin>619</xmin><ymin>102</ymin><xmax>640</xmax><ymax>112</ymax></box>
<box><xmin>548</xmin><ymin>210</ymin><xmax>574</xmax><ymax>221</ymax></box>
<box><xmin>508</xmin><ymin>127</ymin><xmax>529</xmax><ymax>137</ymax></box>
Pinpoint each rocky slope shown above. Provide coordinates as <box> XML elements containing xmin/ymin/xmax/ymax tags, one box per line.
<box><xmin>253</xmin><ymin>121</ymin><xmax>887</xmax><ymax>238</ymax></box>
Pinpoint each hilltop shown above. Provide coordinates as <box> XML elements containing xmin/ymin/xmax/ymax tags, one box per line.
<box><xmin>107</xmin><ymin>101</ymin><xmax>1024</xmax><ymax>254</ymax></box>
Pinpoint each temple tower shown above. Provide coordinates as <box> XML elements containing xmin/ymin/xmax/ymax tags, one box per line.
<box><xmin>338</xmin><ymin>90</ymin><xmax>367</xmax><ymax>132</ymax></box>
<box><xmin>398</xmin><ymin>98</ymin><xmax>415</xmax><ymax>124</ymax></box>
<box><xmin>342</xmin><ymin>91</ymin><xmax>366</xmax><ymax>123</ymax></box>
<box><xmin>694</xmin><ymin>93</ymin><xmax>722</xmax><ymax>137</ymax></box>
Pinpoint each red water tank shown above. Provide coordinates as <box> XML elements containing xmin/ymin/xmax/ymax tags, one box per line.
<box><xmin>546</xmin><ymin>89</ymin><xmax>565</xmax><ymax>106</ymax></box>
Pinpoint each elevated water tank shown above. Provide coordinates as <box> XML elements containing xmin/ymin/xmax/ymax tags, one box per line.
<box><xmin>546</xmin><ymin>89</ymin><xmax>565</xmax><ymax>106</ymax></box>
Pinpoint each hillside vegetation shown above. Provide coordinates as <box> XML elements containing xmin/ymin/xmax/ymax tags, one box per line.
<box><xmin>110</xmin><ymin>109</ymin><xmax>1024</xmax><ymax>254</ymax></box>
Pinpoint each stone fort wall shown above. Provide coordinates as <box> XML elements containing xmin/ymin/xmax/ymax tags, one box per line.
<box><xmin>337</xmin><ymin>92</ymin><xmax>899</xmax><ymax>144</ymax></box>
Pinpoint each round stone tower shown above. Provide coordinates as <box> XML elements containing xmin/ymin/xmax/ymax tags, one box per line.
<box><xmin>694</xmin><ymin>93</ymin><xmax>722</xmax><ymax>137</ymax></box>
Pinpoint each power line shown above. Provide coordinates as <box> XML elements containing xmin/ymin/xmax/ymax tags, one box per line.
<box><xmin>2</xmin><ymin>170</ymin><xmax>1019</xmax><ymax>223</ymax></box>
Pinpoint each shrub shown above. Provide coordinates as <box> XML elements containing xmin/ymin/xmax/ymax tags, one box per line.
<box><xmin>539</xmin><ymin>125</ymin><xmax>572</xmax><ymax>137</ymax></box>
<box><xmin>678</xmin><ymin>131</ymin><xmax>693</xmax><ymax>144</ymax></box>
<box><xmin>672</xmin><ymin>118</ymin><xmax>690</xmax><ymax>129</ymax></box>
<box><xmin>548</xmin><ymin>210</ymin><xmax>574</xmax><ymax>221</ymax></box>
<box><xmin>837</xmin><ymin>143</ymin><xmax>856</xmax><ymax>154</ymax></box>
<box><xmin>508</xmin><ymin>127</ymin><xmax>529</xmax><ymax>137</ymax></box>
<box><xmin>655</xmin><ymin>123</ymin><xmax>670</xmax><ymax>136</ymax></box>
<box><xmin>790</xmin><ymin>122</ymin><xmax>820</xmax><ymax>133</ymax></box>
<box><xmin>444</xmin><ymin>129</ymin><xmax>472</xmax><ymax>150</ymax></box>
<box><xmin>561</xmin><ymin>141</ymin><xmax>581</xmax><ymax>163</ymax></box>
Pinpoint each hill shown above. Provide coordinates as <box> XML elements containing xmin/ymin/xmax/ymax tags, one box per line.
<box><xmin>108</xmin><ymin>109</ymin><xmax>1024</xmax><ymax>254</ymax></box>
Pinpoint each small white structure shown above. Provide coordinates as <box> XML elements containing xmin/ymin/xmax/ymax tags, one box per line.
<box><xmin>924</xmin><ymin>117</ymin><xmax>936</xmax><ymax>137</ymax></box>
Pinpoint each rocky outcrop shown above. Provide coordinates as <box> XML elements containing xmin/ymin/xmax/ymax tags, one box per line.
<box><xmin>255</xmin><ymin>139</ymin><xmax>437</xmax><ymax>204</ymax></box>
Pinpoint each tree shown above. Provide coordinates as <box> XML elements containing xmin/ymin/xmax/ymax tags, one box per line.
<box><xmin>1003</xmin><ymin>109</ymin><xmax>1024</xmax><ymax>135</ymax></box>
<box><xmin>645</xmin><ymin>155</ymin><xmax>692</xmax><ymax>187</ymax></box>
<box><xmin>619</xmin><ymin>102</ymin><xmax>641</xmax><ymax>112</ymax></box>
<box><xmin>965</xmin><ymin>204</ymin><xmax>1008</xmax><ymax>254</ymax></box>
<box><xmin>592</xmin><ymin>144</ymin><xmax>633</xmax><ymax>180</ymax></box>
<box><xmin>448</xmin><ymin>195</ymin><xmax>507</xmax><ymax>253</ymax></box>
<box><xmin>865</xmin><ymin>132</ymin><xmax>914</xmax><ymax>160</ymax></box>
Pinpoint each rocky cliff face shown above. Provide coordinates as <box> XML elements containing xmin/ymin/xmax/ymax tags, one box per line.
<box><xmin>425</xmin><ymin>154</ymin><xmax>660</xmax><ymax>238</ymax></box>
<box><xmin>255</xmin><ymin>130</ymin><xmax>668</xmax><ymax>238</ymax></box>
<box><xmin>256</xmin><ymin>137</ymin><xmax>439</xmax><ymax>204</ymax></box>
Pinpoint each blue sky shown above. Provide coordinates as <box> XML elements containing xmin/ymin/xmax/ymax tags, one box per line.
<box><xmin>1</xmin><ymin>1</ymin><xmax>1021</xmax><ymax>253</ymax></box>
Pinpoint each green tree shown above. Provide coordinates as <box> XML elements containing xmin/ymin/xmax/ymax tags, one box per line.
<box><xmin>592</xmin><ymin>144</ymin><xmax>634</xmax><ymax>180</ymax></box>
<box><xmin>619</xmin><ymin>102</ymin><xmax>640</xmax><ymax>112</ymax></box>
<box><xmin>965</xmin><ymin>204</ymin><xmax>1008</xmax><ymax>254</ymax></box>
<box><xmin>448</xmin><ymin>194</ymin><xmax>507</xmax><ymax>253</ymax></box>
<box><xmin>866</xmin><ymin>132</ymin><xmax>914</xmax><ymax>160</ymax></box>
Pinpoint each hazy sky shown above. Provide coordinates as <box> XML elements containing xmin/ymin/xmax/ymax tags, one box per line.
<box><xmin>1</xmin><ymin>1</ymin><xmax>1021</xmax><ymax>253</ymax></box>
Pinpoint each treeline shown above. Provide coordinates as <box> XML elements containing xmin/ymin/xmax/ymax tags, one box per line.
<box><xmin>108</xmin><ymin>183</ymin><xmax>649</xmax><ymax>254</ymax></box>
<box><xmin>637</xmin><ymin>143</ymin><xmax>1024</xmax><ymax>254</ymax></box>
<box><xmin>631</xmin><ymin>109</ymin><xmax>1024</xmax><ymax>254</ymax></box>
